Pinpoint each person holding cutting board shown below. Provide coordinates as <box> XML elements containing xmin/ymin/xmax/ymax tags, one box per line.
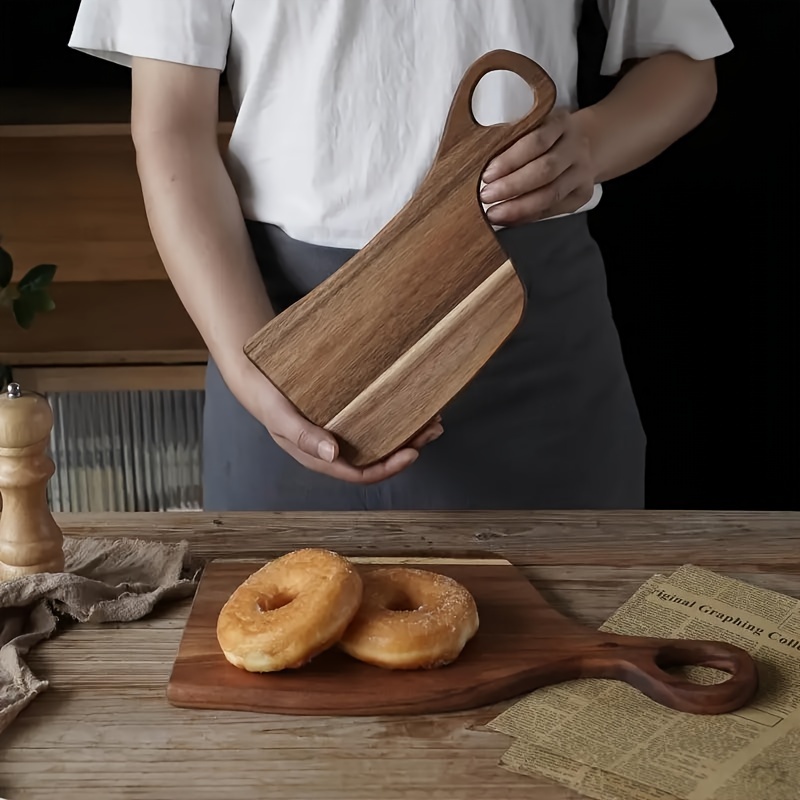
<box><xmin>69</xmin><ymin>1</ymin><xmax>732</xmax><ymax>512</ymax></box>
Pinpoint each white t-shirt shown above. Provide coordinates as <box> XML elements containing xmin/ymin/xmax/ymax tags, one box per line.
<box><xmin>70</xmin><ymin>0</ymin><xmax>733</xmax><ymax>250</ymax></box>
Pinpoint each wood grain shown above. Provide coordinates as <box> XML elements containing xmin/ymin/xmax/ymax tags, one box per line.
<box><xmin>168</xmin><ymin>557</ymin><xmax>757</xmax><ymax>717</ymax></box>
<box><xmin>48</xmin><ymin>510</ymin><xmax>800</xmax><ymax>570</ymax></box>
<box><xmin>245</xmin><ymin>51</ymin><xmax>556</xmax><ymax>466</ymax></box>
<box><xmin>0</xmin><ymin>281</ymin><xmax>206</xmax><ymax>366</ymax></box>
<box><xmin>1</xmin><ymin>511</ymin><xmax>798</xmax><ymax>800</ymax></box>
<box><xmin>325</xmin><ymin>260</ymin><xmax>524</xmax><ymax>463</ymax></box>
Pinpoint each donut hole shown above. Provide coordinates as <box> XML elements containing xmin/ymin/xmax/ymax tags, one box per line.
<box><xmin>256</xmin><ymin>592</ymin><xmax>295</xmax><ymax>612</ymax></box>
<box><xmin>385</xmin><ymin>590</ymin><xmax>422</xmax><ymax>613</ymax></box>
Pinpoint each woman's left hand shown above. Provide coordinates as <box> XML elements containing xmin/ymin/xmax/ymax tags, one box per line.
<box><xmin>480</xmin><ymin>109</ymin><xmax>596</xmax><ymax>225</ymax></box>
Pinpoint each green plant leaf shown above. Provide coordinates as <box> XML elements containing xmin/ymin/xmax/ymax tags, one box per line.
<box><xmin>0</xmin><ymin>246</ymin><xmax>12</xmax><ymax>289</ymax></box>
<box><xmin>18</xmin><ymin>263</ymin><xmax>57</xmax><ymax>293</ymax></box>
<box><xmin>12</xmin><ymin>296</ymin><xmax>36</xmax><ymax>329</ymax></box>
<box><xmin>12</xmin><ymin>290</ymin><xmax>55</xmax><ymax>329</ymax></box>
<box><xmin>30</xmin><ymin>289</ymin><xmax>56</xmax><ymax>312</ymax></box>
<box><xmin>0</xmin><ymin>285</ymin><xmax>16</xmax><ymax>309</ymax></box>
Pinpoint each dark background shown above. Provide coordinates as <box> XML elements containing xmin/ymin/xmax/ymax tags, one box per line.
<box><xmin>2</xmin><ymin>1</ymin><xmax>798</xmax><ymax>511</ymax></box>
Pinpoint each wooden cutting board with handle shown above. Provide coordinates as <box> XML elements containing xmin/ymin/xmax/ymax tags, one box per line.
<box><xmin>166</xmin><ymin>557</ymin><xmax>759</xmax><ymax>717</ymax></box>
<box><xmin>244</xmin><ymin>50</ymin><xmax>557</xmax><ymax>466</ymax></box>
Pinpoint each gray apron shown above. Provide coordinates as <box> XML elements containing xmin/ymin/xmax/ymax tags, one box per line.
<box><xmin>202</xmin><ymin>214</ymin><xmax>646</xmax><ymax>510</ymax></box>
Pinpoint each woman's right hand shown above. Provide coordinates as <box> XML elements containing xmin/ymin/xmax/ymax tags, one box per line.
<box><xmin>226</xmin><ymin>356</ymin><xmax>443</xmax><ymax>484</ymax></box>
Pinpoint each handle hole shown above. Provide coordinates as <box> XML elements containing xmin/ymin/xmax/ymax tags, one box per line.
<box><xmin>658</xmin><ymin>662</ymin><xmax>733</xmax><ymax>686</ymax></box>
<box><xmin>472</xmin><ymin>70</ymin><xmax>536</xmax><ymax>127</ymax></box>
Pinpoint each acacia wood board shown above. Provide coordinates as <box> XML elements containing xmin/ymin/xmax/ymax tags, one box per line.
<box><xmin>244</xmin><ymin>50</ymin><xmax>557</xmax><ymax>466</ymax></box>
<box><xmin>166</xmin><ymin>557</ymin><xmax>759</xmax><ymax>717</ymax></box>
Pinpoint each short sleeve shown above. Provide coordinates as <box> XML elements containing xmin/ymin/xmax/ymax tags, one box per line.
<box><xmin>68</xmin><ymin>0</ymin><xmax>235</xmax><ymax>71</ymax></box>
<box><xmin>596</xmin><ymin>0</ymin><xmax>734</xmax><ymax>76</ymax></box>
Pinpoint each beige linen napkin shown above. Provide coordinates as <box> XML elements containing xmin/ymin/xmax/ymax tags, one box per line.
<box><xmin>0</xmin><ymin>535</ymin><xmax>200</xmax><ymax>735</ymax></box>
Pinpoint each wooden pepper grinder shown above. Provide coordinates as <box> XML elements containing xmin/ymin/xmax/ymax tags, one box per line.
<box><xmin>0</xmin><ymin>382</ymin><xmax>64</xmax><ymax>580</ymax></box>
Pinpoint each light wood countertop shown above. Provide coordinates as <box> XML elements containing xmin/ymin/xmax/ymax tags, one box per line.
<box><xmin>2</xmin><ymin>510</ymin><xmax>798</xmax><ymax>799</ymax></box>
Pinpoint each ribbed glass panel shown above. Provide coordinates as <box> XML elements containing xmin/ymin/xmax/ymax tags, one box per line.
<box><xmin>45</xmin><ymin>390</ymin><xmax>204</xmax><ymax>512</ymax></box>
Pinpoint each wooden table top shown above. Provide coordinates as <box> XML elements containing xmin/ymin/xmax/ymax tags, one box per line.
<box><xmin>2</xmin><ymin>510</ymin><xmax>799</xmax><ymax>800</ymax></box>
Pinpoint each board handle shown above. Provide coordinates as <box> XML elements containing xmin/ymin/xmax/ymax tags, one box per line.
<box><xmin>614</xmin><ymin>639</ymin><xmax>759</xmax><ymax>715</ymax></box>
<box><xmin>434</xmin><ymin>49</ymin><xmax>557</xmax><ymax>176</ymax></box>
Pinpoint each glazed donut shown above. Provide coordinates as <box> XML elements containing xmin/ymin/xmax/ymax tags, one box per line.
<box><xmin>339</xmin><ymin>567</ymin><xmax>479</xmax><ymax>669</ymax></box>
<box><xmin>216</xmin><ymin>548</ymin><xmax>363</xmax><ymax>672</ymax></box>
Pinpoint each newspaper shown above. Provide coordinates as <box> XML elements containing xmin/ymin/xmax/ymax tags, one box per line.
<box><xmin>488</xmin><ymin>566</ymin><xmax>800</xmax><ymax>800</ymax></box>
<box><xmin>500</xmin><ymin>741</ymin><xmax>681</xmax><ymax>800</ymax></box>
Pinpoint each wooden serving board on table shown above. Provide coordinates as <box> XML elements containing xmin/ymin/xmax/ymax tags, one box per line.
<box><xmin>166</xmin><ymin>557</ymin><xmax>759</xmax><ymax>717</ymax></box>
<box><xmin>244</xmin><ymin>50</ymin><xmax>557</xmax><ymax>467</ymax></box>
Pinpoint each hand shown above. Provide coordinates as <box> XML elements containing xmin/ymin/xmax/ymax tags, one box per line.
<box><xmin>225</xmin><ymin>356</ymin><xmax>443</xmax><ymax>484</ymax></box>
<box><xmin>480</xmin><ymin>109</ymin><xmax>596</xmax><ymax>225</ymax></box>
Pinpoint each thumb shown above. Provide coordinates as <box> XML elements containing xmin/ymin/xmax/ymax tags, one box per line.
<box><xmin>282</xmin><ymin>413</ymin><xmax>339</xmax><ymax>463</ymax></box>
<box><xmin>257</xmin><ymin>384</ymin><xmax>339</xmax><ymax>462</ymax></box>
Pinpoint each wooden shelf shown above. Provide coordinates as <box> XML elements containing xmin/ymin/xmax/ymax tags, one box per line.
<box><xmin>0</xmin><ymin>85</ymin><xmax>236</xmax><ymax>137</ymax></box>
<box><xmin>0</xmin><ymin>281</ymin><xmax>207</xmax><ymax>367</ymax></box>
<box><xmin>0</xmin><ymin>80</ymin><xmax>224</xmax><ymax>390</ymax></box>
<box><xmin>10</xmin><ymin>365</ymin><xmax>206</xmax><ymax>393</ymax></box>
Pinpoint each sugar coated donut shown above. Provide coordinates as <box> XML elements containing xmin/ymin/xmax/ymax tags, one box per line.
<box><xmin>216</xmin><ymin>548</ymin><xmax>363</xmax><ymax>672</ymax></box>
<box><xmin>338</xmin><ymin>567</ymin><xmax>479</xmax><ymax>669</ymax></box>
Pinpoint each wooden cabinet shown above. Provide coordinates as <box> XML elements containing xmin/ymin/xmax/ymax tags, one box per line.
<box><xmin>0</xmin><ymin>85</ymin><xmax>235</xmax><ymax>392</ymax></box>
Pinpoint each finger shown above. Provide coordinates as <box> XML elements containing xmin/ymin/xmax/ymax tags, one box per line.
<box><xmin>268</xmin><ymin>394</ymin><xmax>340</xmax><ymax>463</ymax></box>
<box><xmin>480</xmin><ymin>148</ymin><xmax>571</xmax><ymax>205</ymax></box>
<box><xmin>546</xmin><ymin>183</ymin><xmax>596</xmax><ymax>218</ymax></box>
<box><xmin>408</xmin><ymin>421</ymin><xmax>444</xmax><ymax>449</ymax></box>
<box><xmin>282</xmin><ymin>441</ymin><xmax>420</xmax><ymax>485</ymax></box>
<box><xmin>356</xmin><ymin>448</ymin><xmax>421</xmax><ymax>483</ymax></box>
<box><xmin>482</xmin><ymin>109</ymin><xmax>568</xmax><ymax>182</ymax></box>
<box><xmin>486</xmin><ymin>164</ymin><xmax>584</xmax><ymax>225</ymax></box>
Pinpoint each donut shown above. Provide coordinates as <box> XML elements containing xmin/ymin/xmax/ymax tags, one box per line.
<box><xmin>338</xmin><ymin>567</ymin><xmax>479</xmax><ymax>669</ymax></box>
<box><xmin>216</xmin><ymin>548</ymin><xmax>363</xmax><ymax>672</ymax></box>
